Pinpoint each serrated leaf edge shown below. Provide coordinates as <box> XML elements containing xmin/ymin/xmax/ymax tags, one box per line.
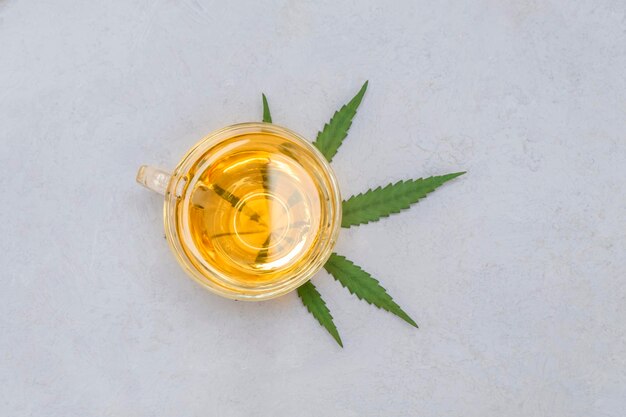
<box><xmin>297</xmin><ymin>281</ymin><xmax>343</xmax><ymax>347</ymax></box>
<box><xmin>312</xmin><ymin>81</ymin><xmax>368</xmax><ymax>162</ymax></box>
<box><xmin>341</xmin><ymin>172</ymin><xmax>466</xmax><ymax>227</ymax></box>
<box><xmin>324</xmin><ymin>253</ymin><xmax>418</xmax><ymax>328</ymax></box>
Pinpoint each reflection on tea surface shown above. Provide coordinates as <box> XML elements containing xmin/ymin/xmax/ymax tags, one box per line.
<box><xmin>186</xmin><ymin>134</ymin><xmax>323</xmax><ymax>285</ymax></box>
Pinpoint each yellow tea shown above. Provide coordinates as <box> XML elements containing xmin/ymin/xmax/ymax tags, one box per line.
<box><xmin>176</xmin><ymin>131</ymin><xmax>336</xmax><ymax>287</ymax></box>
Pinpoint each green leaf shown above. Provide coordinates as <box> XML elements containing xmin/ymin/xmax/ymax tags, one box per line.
<box><xmin>324</xmin><ymin>253</ymin><xmax>418</xmax><ymax>328</ymax></box>
<box><xmin>312</xmin><ymin>81</ymin><xmax>368</xmax><ymax>162</ymax></box>
<box><xmin>341</xmin><ymin>172</ymin><xmax>465</xmax><ymax>227</ymax></box>
<box><xmin>262</xmin><ymin>93</ymin><xmax>272</xmax><ymax>123</ymax></box>
<box><xmin>297</xmin><ymin>281</ymin><xmax>343</xmax><ymax>347</ymax></box>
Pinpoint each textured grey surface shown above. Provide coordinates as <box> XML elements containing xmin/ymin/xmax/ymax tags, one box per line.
<box><xmin>1</xmin><ymin>1</ymin><xmax>625</xmax><ymax>416</ymax></box>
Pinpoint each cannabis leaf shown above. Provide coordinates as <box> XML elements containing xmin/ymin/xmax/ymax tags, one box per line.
<box><xmin>262</xmin><ymin>93</ymin><xmax>272</xmax><ymax>123</ymax></box>
<box><xmin>324</xmin><ymin>253</ymin><xmax>417</xmax><ymax>328</ymax></box>
<box><xmin>312</xmin><ymin>81</ymin><xmax>368</xmax><ymax>162</ymax></box>
<box><xmin>260</xmin><ymin>84</ymin><xmax>465</xmax><ymax>346</ymax></box>
<box><xmin>297</xmin><ymin>281</ymin><xmax>343</xmax><ymax>347</ymax></box>
<box><xmin>341</xmin><ymin>172</ymin><xmax>465</xmax><ymax>227</ymax></box>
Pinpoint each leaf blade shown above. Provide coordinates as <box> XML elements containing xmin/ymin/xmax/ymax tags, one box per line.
<box><xmin>324</xmin><ymin>253</ymin><xmax>417</xmax><ymax>328</ymax></box>
<box><xmin>297</xmin><ymin>281</ymin><xmax>343</xmax><ymax>347</ymax></box>
<box><xmin>312</xmin><ymin>81</ymin><xmax>368</xmax><ymax>162</ymax></box>
<box><xmin>262</xmin><ymin>93</ymin><xmax>272</xmax><ymax>123</ymax></box>
<box><xmin>341</xmin><ymin>172</ymin><xmax>465</xmax><ymax>227</ymax></box>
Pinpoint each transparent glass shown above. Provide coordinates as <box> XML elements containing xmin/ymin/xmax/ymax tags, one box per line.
<box><xmin>137</xmin><ymin>122</ymin><xmax>342</xmax><ymax>301</ymax></box>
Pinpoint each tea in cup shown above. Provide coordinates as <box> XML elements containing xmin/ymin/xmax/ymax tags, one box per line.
<box><xmin>137</xmin><ymin>123</ymin><xmax>341</xmax><ymax>300</ymax></box>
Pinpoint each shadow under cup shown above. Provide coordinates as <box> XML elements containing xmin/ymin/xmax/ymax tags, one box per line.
<box><xmin>162</xmin><ymin>123</ymin><xmax>342</xmax><ymax>301</ymax></box>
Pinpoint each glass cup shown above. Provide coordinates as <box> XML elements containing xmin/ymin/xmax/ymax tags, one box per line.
<box><xmin>137</xmin><ymin>122</ymin><xmax>342</xmax><ymax>301</ymax></box>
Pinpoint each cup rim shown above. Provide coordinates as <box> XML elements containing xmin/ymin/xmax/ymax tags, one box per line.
<box><xmin>162</xmin><ymin>122</ymin><xmax>342</xmax><ymax>301</ymax></box>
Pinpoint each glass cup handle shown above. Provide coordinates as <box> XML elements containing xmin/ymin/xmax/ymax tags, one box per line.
<box><xmin>136</xmin><ymin>165</ymin><xmax>171</xmax><ymax>196</ymax></box>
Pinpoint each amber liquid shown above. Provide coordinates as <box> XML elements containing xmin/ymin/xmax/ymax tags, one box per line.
<box><xmin>183</xmin><ymin>133</ymin><xmax>324</xmax><ymax>285</ymax></box>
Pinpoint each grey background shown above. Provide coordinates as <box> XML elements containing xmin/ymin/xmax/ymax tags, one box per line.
<box><xmin>1</xmin><ymin>1</ymin><xmax>625</xmax><ymax>416</ymax></box>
